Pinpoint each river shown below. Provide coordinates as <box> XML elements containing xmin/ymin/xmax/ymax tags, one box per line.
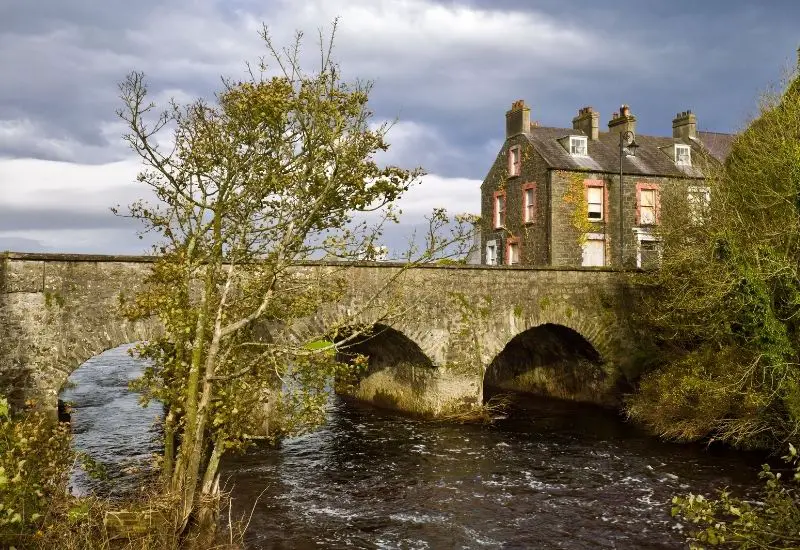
<box><xmin>62</xmin><ymin>345</ymin><xmax>764</xmax><ymax>549</ymax></box>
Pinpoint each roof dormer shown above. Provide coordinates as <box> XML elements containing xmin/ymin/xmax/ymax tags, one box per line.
<box><xmin>557</xmin><ymin>134</ymin><xmax>589</xmax><ymax>157</ymax></box>
<box><xmin>660</xmin><ymin>142</ymin><xmax>692</xmax><ymax>166</ymax></box>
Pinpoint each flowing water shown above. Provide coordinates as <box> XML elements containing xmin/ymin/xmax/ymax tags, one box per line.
<box><xmin>63</xmin><ymin>345</ymin><xmax>765</xmax><ymax>549</ymax></box>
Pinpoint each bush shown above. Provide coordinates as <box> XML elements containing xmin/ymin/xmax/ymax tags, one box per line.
<box><xmin>673</xmin><ymin>444</ymin><xmax>800</xmax><ymax>549</ymax></box>
<box><xmin>0</xmin><ymin>397</ymin><xmax>73</xmax><ymax>544</ymax></box>
<box><xmin>0</xmin><ymin>396</ymin><xmax>246</xmax><ymax>549</ymax></box>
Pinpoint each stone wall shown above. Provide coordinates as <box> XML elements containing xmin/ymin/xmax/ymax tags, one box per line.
<box><xmin>480</xmin><ymin>135</ymin><xmax>707</xmax><ymax>269</ymax></box>
<box><xmin>0</xmin><ymin>252</ymin><xmax>640</xmax><ymax>416</ymax></box>
<box><xmin>0</xmin><ymin>253</ymin><xmax>160</xmax><ymax>410</ymax></box>
<box><xmin>479</xmin><ymin>135</ymin><xmax>551</xmax><ymax>266</ymax></box>
<box><xmin>549</xmin><ymin>170</ymin><xmax>696</xmax><ymax>268</ymax></box>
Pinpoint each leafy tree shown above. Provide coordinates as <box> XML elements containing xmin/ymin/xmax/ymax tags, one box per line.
<box><xmin>116</xmin><ymin>22</ymin><xmax>474</xmax><ymax>544</ymax></box>
<box><xmin>626</xmin><ymin>55</ymin><xmax>800</xmax><ymax>450</ymax></box>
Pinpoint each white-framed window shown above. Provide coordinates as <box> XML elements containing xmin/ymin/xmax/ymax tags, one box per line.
<box><xmin>634</xmin><ymin>228</ymin><xmax>661</xmax><ymax>269</ymax></box>
<box><xmin>485</xmin><ymin>240</ymin><xmax>498</xmax><ymax>265</ymax></box>
<box><xmin>587</xmin><ymin>185</ymin><xmax>604</xmax><ymax>221</ymax></box>
<box><xmin>506</xmin><ymin>238</ymin><xmax>520</xmax><ymax>265</ymax></box>
<box><xmin>687</xmin><ymin>185</ymin><xmax>711</xmax><ymax>223</ymax></box>
<box><xmin>582</xmin><ymin>233</ymin><xmax>605</xmax><ymax>267</ymax></box>
<box><xmin>639</xmin><ymin>188</ymin><xmax>657</xmax><ymax>225</ymax></box>
<box><xmin>493</xmin><ymin>191</ymin><xmax>506</xmax><ymax>229</ymax></box>
<box><xmin>522</xmin><ymin>182</ymin><xmax>536</xmax><ymax>223</ymax></box>
<box><xmin>570</xmin><ymin>136</ymin><xmax>588</xmax><ymax>156</ymax></box>
<box><xmin>508</xmin><ymin>145</ymin><xmax>521</xmax><ymax>177</ymax></box>
<box><xmin>675</xmin><ymin>144</ymin><xmax>691</xmax><ymax>166</ymax></box>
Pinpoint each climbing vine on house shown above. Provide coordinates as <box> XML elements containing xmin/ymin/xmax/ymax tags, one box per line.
<box><xmin>560</xmin><ymin>171</ymin><xmax>593</xmax><ymax>247</ymax></box>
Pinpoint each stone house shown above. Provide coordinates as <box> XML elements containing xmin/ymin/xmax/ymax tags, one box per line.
<box><xmin>480</xmin><ymin>100</ymin><xmax>734</xmax><ymax>268</ymax></box>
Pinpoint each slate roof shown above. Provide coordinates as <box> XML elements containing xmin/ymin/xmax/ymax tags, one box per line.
<box><xmin>524</xmin><ymin>127</ymin><xmax>735</xmax><ymax>178</ymax></box>
<box><xmin>696</xmin><ymin>131</ymin><xmax>736</xmax><ymax>162</ymax></box>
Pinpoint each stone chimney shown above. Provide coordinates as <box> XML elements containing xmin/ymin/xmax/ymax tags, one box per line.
<box><xmin>506</xmin><ymin>99</ymin><xmax>531</xmax><ymax>138</ymax></box>
<box><xmin>672</xmin><ymin>110</ymin><xmax>697</xmax><ymax>140</ymax></box>
<box><xmin>607</xmin><ymin>104</ymin><xmax>637</xmax><ymax>136</ymax></box>
<box><xmin>572</xmin><ymin>106</ymin><xmax>599</xmax><ymax>140</ymax></box>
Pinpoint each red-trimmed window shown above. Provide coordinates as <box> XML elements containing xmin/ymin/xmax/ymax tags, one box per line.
<box><xmin>493</xmin><ymin>190</ymin><xmax>506</xmax><ymax>229</ymax></box>
<box><xmin>636</xmin><ymin>182</ymin><xmax>660</xmax><ymax>225</ymax></box>
<box><xmin>584</xmin><ymin>179</ymin><xmax>606</xmax><ymax>221</ymax></box>
<box><xmin>522</xmin><ymin>182</ymin><xmax>536</xmax><ymax>224</ymax></box>
<box><xmin>506</xmin><ymin>237</ymin><xmax>520</xmax><ymax>265</ymax></box>
<box><xmin>508</xmin><ymin>145</ymin><xmax>521</xmax><ymax>177</ymax></box>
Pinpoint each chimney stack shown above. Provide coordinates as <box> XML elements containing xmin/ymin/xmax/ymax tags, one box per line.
<box><xmin>608</xmin><ymin>104</ymin><xmax>637</xmax><ymax>136</ymax></box>
<box><xmin>572</xmin><ymin>106</ymin><xmax>599</xmax><ymax>140</ymax></box>
<box><xmin>506</xmin><ymin>99</ymin><xmax>531</xmax><ymax>139</ymax></box>
<box><xmin>672</xmin><ymin>110</ymin><xmax>697</xmax><ymax>140</ymax></box>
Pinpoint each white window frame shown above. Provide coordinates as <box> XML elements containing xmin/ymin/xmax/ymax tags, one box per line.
<box><xmin>508</xmin><ymin>145</ymin><xmax>521</xmax><ymax>177</ymax></box>
<box><xmin>587</xmin><ymin>185</ymin><xmax>604</xmax><ymax>221</ymax></box>
<box><xmin>639</xmin><ymin>188</ymin><xmax>657</xmax><ymax>225</ymax></box>
<box><xmin>581</xmin><ymin>232</ymin><xmax>605</xmax><ymax>267</ymax></box>
<box><xmin>493</xmin><ymin>192</ymin><xmax>506</xmax><ymax>229</ymax></box>
<box><xmin>570</xmin><ymin>136</ymin><xmax>588</xmax><ymax>156</ymax></box>
<box><xmin>687</xmin><ymin>185</ymin><xmax>711</xmax><ymax>223</ymax></box>
<box><xmin>633</xmin><ymin>228</ymin><xmax>661</xmax><ymax>269</ymax></box>
<box><xmin>675</xmin><ymin>144</ymin><xmax>691</xmax><ymax>166</ymax></box>
<box><xmin>506</xmin><ymin>239</ymin><xmax>520</xmax><ymax>265</ymax></box>
<box><xmin>485</xmin><ymin>240</ymin><xmax>497</xmax><ymax>266</ymax></box>
<box><xmin>523</xmin><ymin>186</ymin><xmax>535</xmax><ymax>223</ymax></box>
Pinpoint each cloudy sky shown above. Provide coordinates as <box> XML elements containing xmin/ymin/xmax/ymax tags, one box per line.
<box><xmin>0</xmin><ymin>0</ymin><xmax>797</xmax><ymax>254</ymax></box>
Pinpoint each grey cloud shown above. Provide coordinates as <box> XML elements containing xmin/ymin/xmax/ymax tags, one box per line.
<box><xmin>2</xmin><ymin>0</ymin><xmax>799</xmax><ymax>176</ymax></box>
<box><xmin>0</xmin><ymin>236</ymin><xmax>48</xmax><ymax>252</ymax></box>
<box><xmin>0</xmin><ymin>206</ymin><xmax>137</xmax><ymax>232</ymax></box>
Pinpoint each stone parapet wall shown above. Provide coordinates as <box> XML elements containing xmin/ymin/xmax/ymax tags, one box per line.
<box><xmin>0</xmin><ymin>252</ymin><xmax>640</xmax><ymax>415</ymax></box>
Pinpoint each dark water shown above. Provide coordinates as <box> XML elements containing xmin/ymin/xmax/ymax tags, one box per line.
<box><xmin>60</xmin><ymin>344</ymin><xmax>163</xmax><ymax>497</ymax></box>
<box><xmin>63</xmin><ymin>346</ymin><xmax>765</xmax><ymax>549</ymax></box>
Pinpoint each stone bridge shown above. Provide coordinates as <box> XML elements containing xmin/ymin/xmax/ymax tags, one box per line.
<box><xmin>0</xmin><ymin>252</ymin><xmax>642</xmax><ymax>416</ymax></box>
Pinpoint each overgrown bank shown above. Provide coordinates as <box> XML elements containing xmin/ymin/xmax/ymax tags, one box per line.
<box><xmin>622</xmin><ymin>54</ymin><xmax>800</xmax><ymax>549</ymax></box>
<box><xmin>0</xmin><ymin>397</ymin><xmax>194</xmax><ymax>549</ymax></box>
<box><xmin>625</xmin><ymin>58</ymin><xmax>800</xmax><ymax>453</ymax></box>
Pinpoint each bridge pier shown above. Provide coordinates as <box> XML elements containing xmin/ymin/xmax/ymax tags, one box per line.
<box><xmin>340</xmin><ymin>363</ymin><xmax>481</xmax><ymax>417</ymax></box>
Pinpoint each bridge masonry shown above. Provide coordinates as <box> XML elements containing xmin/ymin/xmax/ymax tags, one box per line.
<box><xmin>0</xmin><ymin>252</ymin><xmax>643</xmax><ymax>417</ymax></box>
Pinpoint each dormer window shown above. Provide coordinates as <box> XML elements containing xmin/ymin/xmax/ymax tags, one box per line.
<box><xmin>570</xmin><ymin>136</ymin><xmax>588</xmax><ymax>156</ymax></box>
<box><xmin>675</xmin><ymin>144</ymin><xmax>691</xmax><ymax>166</ymax></box>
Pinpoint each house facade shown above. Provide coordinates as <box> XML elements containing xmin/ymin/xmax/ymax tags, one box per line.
<box><xmin>480</xmin><ymin>100</ymin><xmax>734</xmax><ymax>268</ymax></box>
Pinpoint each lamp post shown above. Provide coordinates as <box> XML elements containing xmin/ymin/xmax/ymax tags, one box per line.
<box><xmin>618</xmin><ymin>130</ymin><xmax>638</xmax><ymax>268</ymax></box>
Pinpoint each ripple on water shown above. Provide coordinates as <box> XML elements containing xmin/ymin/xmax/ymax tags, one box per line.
<box><xmin>60</xmin><ymin>344</ymin><xmax>163</xmax><ymax>497</ymax></box>
<box><xmin>66</xmin><ymin>349</ymin><xmax>766</xmax><ymax>548</ymax></box>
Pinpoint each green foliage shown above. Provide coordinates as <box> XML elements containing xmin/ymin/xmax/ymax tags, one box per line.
<box><xmin>0</xmin><ymin>397</ymin><xmax>197</xmax><ymax>549</ymax></box>
<box><xmin>560</xmin><ymin>171</ymin><xmax>593</xmax><ymax>247</ymax></box>
<box><xmin>0</xmin><ymin>397</ymin><xmax>72</xmax><ymax>540</ymax></box>
<box><xmin>627</xmin><ymin>60</ymin><xmax>800</xmax><ymax>450</ymax></box>
<box><xmin>672</xmin><ymin>444</ymin><xmax>800</xmax><ymax>549</ymax></box>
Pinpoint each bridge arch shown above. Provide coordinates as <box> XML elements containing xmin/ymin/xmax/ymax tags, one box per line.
<box><xmin>483</xmin><ymin>322</ymin><xmax>622</xmax><ymax>407</ymax></box>
<box><xmin>42</xmin><ymin>318</ymin><xmax>161</xmax><ymax>411</ymax></box>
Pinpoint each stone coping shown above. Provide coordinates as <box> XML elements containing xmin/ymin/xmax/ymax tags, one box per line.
<box><xmin>1</xmin><ymin>251</ymin><xmax>633</xmax><ymax>273</ymax></box>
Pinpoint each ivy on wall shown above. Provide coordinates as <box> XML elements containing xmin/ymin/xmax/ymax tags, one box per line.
<box><xmin>559</xmin><ymin>171</ymin><xmax>592</xmax><ymax>247</ymax></box>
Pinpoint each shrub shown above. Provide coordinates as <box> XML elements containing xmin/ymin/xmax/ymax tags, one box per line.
<box><xmin>673</xmin><ymin>444</ymin><xmax>800</xmax><ymax>548</ymax></box>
